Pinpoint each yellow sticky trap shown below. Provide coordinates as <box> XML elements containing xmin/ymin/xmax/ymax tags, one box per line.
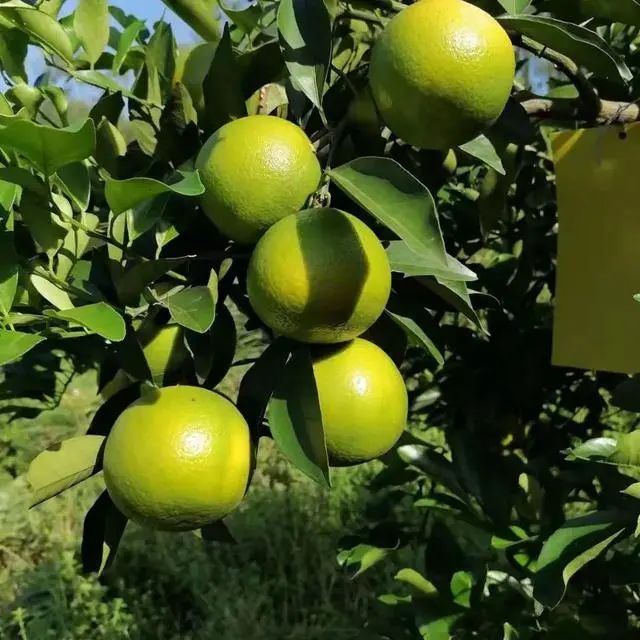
<box><xmin>552</xmin><ymin>123</ymin><xmax>640</xmax><ymax>374</ymax></box>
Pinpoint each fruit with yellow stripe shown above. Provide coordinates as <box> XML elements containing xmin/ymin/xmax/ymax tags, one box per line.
<box><xmin>247</xmin><ymin>208</ymin><xmax>391</xmax><ymax>344</ymax></box>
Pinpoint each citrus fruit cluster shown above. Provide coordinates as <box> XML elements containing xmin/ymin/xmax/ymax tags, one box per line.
<box><xmin>103</xmin><ymin>113</ymin><xmax>407</xmax><ymax>531</ymax></box>
<box><xmin>102</xmin><ymin>0</ymin><xmax>517</xmax><ymax>532</ymax></box>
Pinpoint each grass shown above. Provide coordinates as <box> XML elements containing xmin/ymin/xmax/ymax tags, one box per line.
<box><xmin>0</xmin><ymin>367</ymin><xmax>392</xmax><ymax>640</ymax></box>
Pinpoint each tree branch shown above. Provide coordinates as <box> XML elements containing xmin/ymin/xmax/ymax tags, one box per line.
<box><xmin>513</xmin><ymin>34</ymin><xmax>602</xmax><ymax>121</ymax></box>
<box><xmin>518</xmin><ymin>95</ymin><xmax>640</xmax><ymax>124</ymax></box>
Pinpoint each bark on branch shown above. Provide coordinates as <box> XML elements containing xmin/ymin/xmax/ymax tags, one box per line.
<box><xmin>518</xmin><ymin>96</ymin><xmax>640</xmax><ymax>124</ymax></box>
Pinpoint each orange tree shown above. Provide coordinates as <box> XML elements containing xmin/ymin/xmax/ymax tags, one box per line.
<box><xmin>2</xmin><ymin>0</ymin><xmax>640</xmax><ymax>637</ymax></box>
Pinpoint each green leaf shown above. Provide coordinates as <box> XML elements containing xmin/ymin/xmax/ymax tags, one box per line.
<box><xmin>420</xmin><ymin>277</ymin><xmax>486</xmax><ymax>333</ymax></box>
<box><xmin>159</xmin><ymin>0</ymin><xmax>221</xmax><ymax>42</ymax></box>
<box><xmin>0</xmin><ymin>230</ymin><xmax>18</xmax><ymax>316</ymax></box>
<box><xmin>395</xmin><ymin>568</ymin><xmax>439</xmax><ymax>597</ymax></box>
<box><xmin>75</xmin><ymin>0</ymin><xmax>109</xmax><ymax>66</ymax></box>
<box><xmin>201</xmin><ymin>25</ymin><xmax>247</xmax><ymax>133</ymax></box>
<box><xmin>385</xmin><ymin>299</ymin><xmax>444</xmax><ymax>366</ymax></box>
<box><xmin>386</xmin><ymin>241</ymin><xmax>476</xmax><ymax>282</ymax></box>
<box><xmin>503</xmin><ymin>623</ymin><xmax>520</xmax><ymax>640</ymax></box>
<box><xmin>621</xmin><ymin>482</ymin><xmax>640</xmax><ymax>499</ymax></box>
<box><xmin>103</xmin><ymin>170</ymin><xmax>204</xmax><ymax>215</ymax></box>
<box><xmin>29</xmin><ymin>273</ymin><xmax>73</xmax><ymax>310</ymax></box>
<box><xmin>497</xmin><ymin>0</ymin><xmax>531</xmax><ymax>12</ymax></box>
<box><xmin>20</xmin><ymin>194</ymin><xmax>67</xmax><ymax>258</ymax></box>
<box><xmin>0</xmin><ymin>117</ymin><xmax>95</xmax><ymax>176</ymax></box>
<box><xmin>415</xmin><ymin>606</ymin><xmax>464</xmax><ymax>640</ymax></box>
<box><xmin>533</xmin><ymin>511</ymin><xmax>628</xmax><ymax>609</ymax></box>
<box><xmin>27</xmin><ymin>434</ymin><xmax>105</xmax><ymax>507</ymax></box>
<box><xmin>0</xmin><ymin>329</ymin><xmax>45</xmax><ymax>366</ymax></box>
<box><xmin>57</xmin><ymin>162</ymin><xmax>90</xmax><ymax>212</ymax></box>
<box><xmin>329</xmin><ymin>157</ymin><xmax>447</xmax><ymax>263</ymax></box>
<box><xmin>338</xmin><ymin>544</ymin><xmax>392</xmax><ymax>578</ymax></box>
<box><xmin>52</xmin><ymin>302</ymin><xmax>126</xmax><ymax>341</ymax></box>
<box><xmin>222</xmin><ymin>0</ymin><xmax>261</xmax><ymax>33</ymax></box>
<box><xmin>166</xmin><ymin>274</ymin><xmax>218</xmax><ymax>334</ymax></box>
<box><xmin>116</xmin><ymin>258</ymin><xmax>186</xmax><ymax>306</ymax></box>
<box><xmin>112</xmin><ymin>19</ymin><xmax>145</xmax><ymax>74</ymax></box>
<box><xmin>198</xmin><ymin>520</ymin><xmax>236</xmax><ymax>543</ymax></box>
<box><xmin>567</xmin><ymin>437</ymin><xmax>618</xmax><ymax>461</ymax></box>
<box><xmin>500</xmin><ymin>15</ymin><xmax>633</xmax><ymax>83</ymax></box>
<box><xmin>450</xmin><ymin>571</ymin><xmax>473</xmax><ymax>608</ymax></box>
<box><xmin>126</xmin><ymin>195</ymin><xmax>168</xmax><ymax>243</ymax></box>
<box><xmin>0</xmin><ymin>1</ymin><xmax>74</xmax><ymax>62</ymax></box>
<box><xmin>268</xmin><ymin>347</ymin><xmax>330</xmax><ymax>488</ymax></box>
<box><xmin>0</xmin><ymin>27</ymin><xmax>28</xmax><ymax>83</ymax></box>
<box><xmin>459</xmin><ymin>135</ymin><xmax>505</xmax><ymax>175</ymax></box>
<box><xmin>237</xmin><ymin>338</ymin><xmax>293</xmax><ymax>431</ymax></box>
<box><xmin>277</xmin><ymin>0</ymin><xmax>332</xmax><ymax>112</ymax></box>
<box><xmin>81</xmin><ymin>490</ymin><xmax>127</xmax><ymax>574</ymax></box>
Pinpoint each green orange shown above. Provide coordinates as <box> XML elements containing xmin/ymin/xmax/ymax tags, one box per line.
<box><xmin>196</xmin><ymin>115</ymin><xmax>322</xmax><ymax>244</ymax></box>
<box><xmin>369</xmin><ymin>0</ymin><xmax>515</xmax><ymax>149</ymax></box>
<box><xmin>247</xmin><ymin>208</ymin><xmax>391</xmax><ymax>344</ymax></box>
<box><xmin>103</xmin><ymin>386</ymin><xmax>250</xmax><ymax>531</ymax></box>
<box><xmin>312</xmin><ymin>338</ymin><xmax>408</xmax><ymax>465</ymax></box>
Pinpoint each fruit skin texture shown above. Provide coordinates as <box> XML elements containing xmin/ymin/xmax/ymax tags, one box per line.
<box><xmin>311</xmin><ymin>339</ymin><xmax>408</xmax><ymax>465</ymax></box>
<box><xmin>141</xmin><ymin>325</ymin><xmax>188</xmax><ymax>380</ymax></box>
<box><xmin>369</xmin><ymin>0</ymin><xmax>515</xmax><ymax>150</ymax></box>
<box><xmin>196</xmin><ymin>115</ymin><xmax>322</xmax><ymax>244</ymax></box>
<box><xmin>103</xmin><ymin>386</ymin><xmax>251</xmax><ymax>531</ymax></box>
<box><xmin>247</xmin><ymin>208</ymin><xmax>391</xmax><ymax>344</ymax></box>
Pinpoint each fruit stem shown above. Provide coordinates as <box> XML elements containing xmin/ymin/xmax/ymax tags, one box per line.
<box><xmin>512</xmin><ymin>34</ymin><xmax>601</xmax><ymax>121</ymax></box>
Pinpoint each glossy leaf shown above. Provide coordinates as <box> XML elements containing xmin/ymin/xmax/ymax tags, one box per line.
<box><xmin>533</xmin><ymin>511</ymin><xmax>628</xmax><ymax>608</ymax></box>
<box><xmin>0</xmin><ymin>329</ymin><xmax>45</xmax><ymax>366</ymax></box>
<box><xmin>81</xmin><ymin>490</ymin><xmax>128</xmax><ymax>574</ymax></box>
<box><xmin>0</xmin><ymin>117</ymin><xmax>95</xmax><ymax>176</ymax></box>
<box><xmin>237</xmin><ymin>338</ymin><xmax>293</xmax><ymax>432</ymax></box>
<box><xmin>30</xmin><ymin>273</ymin><xmax>74</xmax><ymax>310</ymax></box>
<box><xmin>75</xmin><ymin>0</ymin><xmax>109</xmax><ymax>66</ymax></box>
<box><xmin>0</xmin><ymin>230</ymin><xmax>18</xmax><ymax>316</ymax></box>
<box><xmin>27</xmin><ymin>435</ymin><xmax>105</xmax><ymax>507</ymax></box>
<box><xmin>500</xmin><ymin>15</ymin><xmax>633</xmax><ymax>83</ymax></box>
<box><xmin>103</xmin><ymin>170</ymin><xmax>204</xmax><ymax>215</ymax></box>
<box><xmin>113</xmin><ymin>19</ymin><xmax>145</xmax><ymax>73</ymax></box>
<box><xmin>166</xmin><ymin>273</ymin><xmax>218</xmax><ymax>334</ymax></box>
<box><xmin>338</xmin><ymin>544</ymin><xmax>391</xmax><ymax>578</ymax></box>
<box><xmin>201</xmin><ymin>25</ymin><xmax>246</xmax><ymax>133</ymax></box>
<box><xmin>567</xmin><ymin>437</ymin><xmax>618</xmax><ymax>461</ymax></box>
<box><xmin>385</xmin><ymin>297</ymin><xmax>444</xmax><ymax>365</ymax></box>
<box><xmin>57</xmin><ymin>162</ymin><xmax>91</xmax><ymax>212</ymax></box>
<box><xmin>420</xmin><ymin>277</ymin><xmax>486</xmax><ymax>333</ymax></box>
<box><xmin>0</xmin><ymin>1</ymin><xmax>73</xmax><ymax>62</ymax></box>
<box><xmin>52</xmin><ymin>302</ymin><xmax>126</xmax><ymax>341</ymax></box>
<box><xmin>497</xmin><ymin>0</ymin><xmax>531</xmax><ymax>12</ymax></box>
<box><xmin>459</xmin><ymin>135</ymin><xmax>505</xmax><ymax>175</ymax></box>
<box><xmin>277</xmin><ymin>0</ymin><xmax>332</xmax><ymax>112</ymax></box>
<box><xmin>386</xmin><ymin>241</ymin><xmax>477</xmax><ymax>282</ymax></box>
<box><xmin>268</xmin><ymin>347</ymin><xmax>330</xmax><ymax>488</ymax></box>
<box><xmin>329</xmin><ymin>157</ymin><xmax>447</xmax><ymax>263</ymax></box>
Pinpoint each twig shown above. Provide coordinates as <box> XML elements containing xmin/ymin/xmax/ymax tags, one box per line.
<box><xmin>513</xmin><ymin>34</ymin><xmax>602</xmax><ymax>121</ymax></box>
<box><xmin>518</xmin><ymin>95</ymin><xmax>640</xmax><ymax>124</ymax></box>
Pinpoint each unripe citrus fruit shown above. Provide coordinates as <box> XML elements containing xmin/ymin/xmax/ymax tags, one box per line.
<box><xmin>369</xmin><ymin>0</ymin><xmax>515</xmax><ymax>150</ymax></box>
<box><xmin>141</xmin><ymin>324</ymin><xmax>188</xmax><ymax>380</ymax></box>
<box><xmin>103</xmin><ymin>386</ymin><xmax>250</xmax><ymax>531</ymax></box>
<box><xmin>312</xmin><ymin>338</ymin><xmax>407</xmax><ymax>465</ymax></box>
<box><xmin>247</xmin><ymin>208</ymin><xmax>391</xmax><ymax>344</ymax></box>
<box><xmin>196</xmin><ymin>115</ymin><xmax>322</xmax><ymax>244</ymax></box>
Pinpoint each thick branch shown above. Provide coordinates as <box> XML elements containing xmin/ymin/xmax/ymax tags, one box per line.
<box><xmin>513</xmin><ymin>34</ymin><xmax>602</xmax><ymax>120</ymax></box>
<box><xmin>519</xmin><ymin>96</ymin><xmax>640</xmax><ymax>124</ymax></box>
